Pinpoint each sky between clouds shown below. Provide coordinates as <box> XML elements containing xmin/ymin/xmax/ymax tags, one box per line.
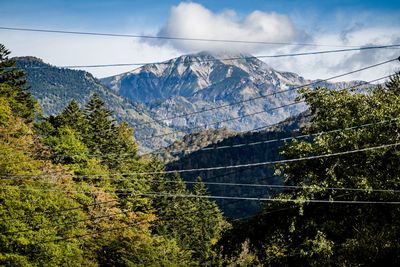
<box><xmin>0</xmin><ymin>0</ymin><xmax>399</xmax><ymax>81</ymax></box>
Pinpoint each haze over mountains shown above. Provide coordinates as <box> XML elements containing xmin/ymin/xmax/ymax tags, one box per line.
<box><xmin>17</xmin><ymin>52</ymin><xmax>361</xmax><ymax>153</ymax></box>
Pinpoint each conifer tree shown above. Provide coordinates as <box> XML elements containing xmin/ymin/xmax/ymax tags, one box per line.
<box><xmin>192</xmin><ymin>177</ymin><xmax>225</xmax><ymax>264</ymax></box>
<box><xmin>58</xmin><ymin>99</ymin><xmax>86</xmax><ymax>132</ymax></box>
<box><xmin>0</xmin><ymin>44</ymin><xmax>36</xmax><ymax>121</ymax></box>
<box><xmin>84</xmin><ymin>93</ymin><xmax>116</xmax><ymax>155</ymax></box>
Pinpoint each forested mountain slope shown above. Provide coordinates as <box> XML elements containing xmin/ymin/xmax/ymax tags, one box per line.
<box><xmin>15</xmin><ymin>56</ymin><xmax>176</xmax><ymax>152</ymax></box>
<box><xmin>165</xmin><ymin>112</ymin><xmax>310</xmax><ymax>218</ymax></box>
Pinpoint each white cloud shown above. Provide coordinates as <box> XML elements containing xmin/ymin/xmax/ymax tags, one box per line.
<box><xmin>0</xmin><ymin>31</ymin><xmax>181</xmax><ymax>78</ymax></box>
<box><xmin>265</xmin><ymin>27</ymin><xmax>400</xmax><ymax>81</ymax></box>
<box><xmin>156</xmin><ymin>2</ymin><xmax>307</xmax><ymax>53</ymax></box>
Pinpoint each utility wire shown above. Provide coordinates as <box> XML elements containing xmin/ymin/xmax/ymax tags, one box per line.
<box><xmin>36</xmin><ymin>222</ymin><xmax>144</xmax><ymax>244</ymax></box>
<box><xmin>10</xmin><ymin>45</ymin><xmax>400</xmax><ymax>69</ymax></box>
<box><xmin>198</xmin><ymin>116</ymin><xmax>400</xmax><ymax>152</ymax></box>
<box><xmin>1</xmin><ymin>141</ymin><xmax>398</xmax><ymax>177</ymax></box>
<box><xmin>139</xmin><ymin>101</ymin><xmax>301</xmax><ymax>141</ymax></box>
<box><xmin>2</xmin><ymin>180</ymin><xmax>399</xmax><ymax>194</ymax></box>
<box><xmin>136</xmin><ymin>73</ymin><xmax>393</xmax><ymax>143</ymax></box>
<box><xmin>4</xmin><ymin>189</ymin><xmax>388</xmax><ymax>240</ymax></box>
<box><xmin>1</xmin><ymin>26</ymin><xmax>394</xmax><ymax>48</ymax></box>
<box><xmin>10</xmin><ymin>190</ymin><xmax>399</xmax><ymax>206</ymax></box>
<box><xmin>1</xmin><ymin>211</ymin><xmax>127</xmax><ymax>235</ymax></box>
<box><xmin>0</xmin><ymin>199</ymin><xmax>119</xmax><ymax>223</ymax></box>
<box><xmin>135</xmin><ymin>70</ymin><xmax>395</xmax><ymax>155</ymax></box>
<box><xmin>139</xmin><ymin>192</ymin><xmax>400</xmax><ymax>205</ymax></box>
<box><xmin>3</xmin><ymin>203</ymin><xmax>222</xmax><ymax>237</ymax></box>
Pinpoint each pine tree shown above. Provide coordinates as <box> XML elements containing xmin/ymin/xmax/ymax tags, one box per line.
<box><xmin>0</xmin><ymin>44</ymin><xmax>36</xmax><ymax>121</ymax></box>
<box><xmin>192</xmin><ymin>177</ymin><xmax>225</xmax><ymax>264</ymax></box>
<box><xmin>84</xmin><ymin>93</ymin><xmax>116</xmax><ymax>156</ymax></box>
<box><xmin>0</xmin><ymin>44</ymin><xmax>25</xmax><ymax>87</ymax></box>
<box><xmin>58</xmin><ymin>100</ymin><xmax>86</xmax><ymax>132</ymax></box>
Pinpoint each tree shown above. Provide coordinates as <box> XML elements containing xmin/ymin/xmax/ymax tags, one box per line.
<box><xmin>0</xmin><ymin>44</ymin><xmax>36</xmax><ymax>121</ymax></box>
<box><xmin>153</xmin><ymin>174</ymin><xmax>226</xmax><ymax>265</ymax></box>
<box><xmin>57</xmin><ymin>100</ymin><xmax>86</xmax><ymax>132</ymax></box>
<box><xmin>84</xmin><ymin>93</ymin><xmax>116</xmax><ymax>157</ymax></box>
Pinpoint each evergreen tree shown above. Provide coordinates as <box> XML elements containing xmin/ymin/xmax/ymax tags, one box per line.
<box><xmin>0</xmin><ymin>44</ymin><xmax>36</xmax><ymax>122</ymax></box>
<box><xmin>0</xmin><ymin>44</ymin><xmax>25</xmax><ymax>87</ymax></box>
<box><xmin>192</xmin><ymin>177</ymin><xmax>225</xmax><ymax>265</ymax></box>
<box><xmin>84</xmin><ymin>93</ymin><xmax>116</xmax><ymax>156</ymax></box>
<box><xmin>57</xmin><ymin>99</ymin><xmax>86</xmax><ymax>132</ymax></box>
<box><xmin>153</xmin><ymin>174</ymin><xmax>226</xmax><ymax>265</ymax></box>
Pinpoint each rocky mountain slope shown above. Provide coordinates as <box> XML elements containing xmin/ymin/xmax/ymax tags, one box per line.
<box><xmin>102</xmin><ymin>52</ymin><xmax>357</xmax><ymax>135</ymax></box>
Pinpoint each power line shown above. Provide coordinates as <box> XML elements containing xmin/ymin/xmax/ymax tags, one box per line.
<box><xmin>36</xmin><ymin>222</ymin><xmax>142</xmax><ymax>244</ymax></box>
<box><xmin>10</xmin><ymin>45</ymin><xmax>400</xmax><ymax>69</ymax></box>
<box><xmin>1</xmin><ymin>26</ymin><xmax>395</xmax><ymax>48</ymax></box>
<box><xmin>133</xmin><ymin>58</ymin><xmax>398</xmax><ymax>130</ymax></box>
<box><xmin>1</xmin><ymin>141</ymin><xmax>398</xmax><ymax>177</ymax></box>
<box><xmin>2</xmin><ymin>179</ymin><xmax>399</xmax><ymax>194</ymax></box>
<box><xmin>14</xmin><ymin>191</ymin><xmax>398</xmax><ymax>245</ymax></box>
<box><xmin>9</xmin><ymin>189</ymin><xmax>398</xmax><ymax>205</ymax></box>
<box><xmin>4</xmin><ymin>202</ymin><xmax>222</xmax><ymax>238</ymax></box>
<box><xmin>1</xmin><ymin>211</ymin><xmax>127</xmax><ymax>235</ymax></box>
<box><xmin>198</xmin><ymin>116</ymin><xmax>400</xmax><ymax>152</ymax></box>
<box><xmin>139</xmin><ymin>192</ymin><xmax>400</xmax><ymax>205</ymax></box>
<box><xmin>3</xmin><ymin>186</ymin><xmax>399</xmax><ymax>241</ymax></box>
<box><xmin>139</xmin><ymin>101</ymin><xmax>302</xmax><ymax>141</ymax></box>
<box><xmin>139</xmin><ymin>71</ymin><xmax>396</xmax><ymax>157</ymax></box>
<box><xmin>0</xmin><ymin>199</ymin><xmax>119</xmax><ymax>223</ymax></box>
<box><xmin>147</xmin><ymin>142</ymin><xmax>400</xmax><ymax>175</ymax></box>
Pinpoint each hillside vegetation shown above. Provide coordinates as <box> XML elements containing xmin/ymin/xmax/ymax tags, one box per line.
<box><xmin>165</xmin><ymin>112</ymin><xmax>309</xmax><ymax>218</ymax></box>
<box><xmin>15</xmin><ymin>56</ymin><xmax>177</xmax><ymax>152</ymax></box>
<box><xmin>1</xmin><ymin>44</ymin><xmax>226</xmax><ymax>266</ymax></box>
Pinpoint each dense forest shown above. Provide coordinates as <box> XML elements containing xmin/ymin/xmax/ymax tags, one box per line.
<box><xmin>165</xmin><ymin>112</ymin><xmax>309</xmax><ymax>218</ymax></box>
<box><xmin>1</xmin><ymin>42</ymin><xmax>400</xmax><ymax>266</ymax></box>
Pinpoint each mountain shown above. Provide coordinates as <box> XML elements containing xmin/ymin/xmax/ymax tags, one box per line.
<box><xmin>15</xmin><ymin>57</ymin><xmax>176</xmax><ymax>152</ymax></box>
<box><xmin>101</xmin><ymin>52</ymin><xmax>358</xmax><ymax>134</ymax></box>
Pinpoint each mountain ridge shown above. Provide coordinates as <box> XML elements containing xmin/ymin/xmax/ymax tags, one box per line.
<box><xmin>15</xmin><ymin>56</ymin><xmax>177</xmax><ymax>152</ymax></box>
<box><xmin>101</xmin><ymin>51</ymin><xmax>358</xmax><ymax>134</ymax></box>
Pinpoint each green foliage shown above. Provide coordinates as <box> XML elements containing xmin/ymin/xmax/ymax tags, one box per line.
<box><xmin>57</xmin><ymin>100</ymin><xmax>86</xmax><ymax>132</ymax></box>
<box><xmin>220</xmin><ymin>73</ymin><xmax>400</xmax><ymax>266</ymax></box>
<box><xmin>0</xmin><ymin>45</ymin><xmax>36</xmax><ymax>122</ymax></box>
<box><xmin>153</xmin><ymin>175</ymin><xmax>226</xmax><ymax>265</ymax></box>
<box><xmin>14</xmin><ymin>55</ymin><xmax>176</xmax><ymax>152</ymax></box>
<box><xmin>46</xmin><ymin>126</ymin><xmax>89</xmax><ymax>164</ymax></box>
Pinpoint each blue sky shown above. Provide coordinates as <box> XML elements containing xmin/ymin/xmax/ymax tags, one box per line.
<box><xmin>2</xmin><ymin>0</ymin><xmax>399</xmax><ymax>32</ymax></box>
<box><xmin>0</xmin><ymin>1</ymin><xmax>399</xmax><ymax>80</ymax></box>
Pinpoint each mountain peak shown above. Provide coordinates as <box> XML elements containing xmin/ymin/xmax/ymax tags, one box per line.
<box><xmin>13</xmin><ymin>56</ymin><xmax>44</xmax><ymax>64</ymax></box>
<box><xmin>194</xmin><ymin>50</ymin><xmax>253</xmax><ymax>59</ymax></box>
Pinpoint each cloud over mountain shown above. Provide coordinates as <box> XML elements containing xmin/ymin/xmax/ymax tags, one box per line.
<box><xmin>155</xmin><ymin>2</ymin><xmax>308</xmax><ymax>53</ymax></box>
